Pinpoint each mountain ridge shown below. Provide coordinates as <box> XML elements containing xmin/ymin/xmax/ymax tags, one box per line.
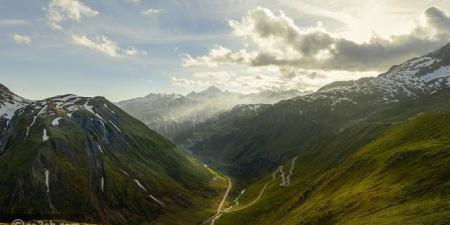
<box><xmin>172</xmin><ymin>43</ymin><xmax>450</xmax><ymax>182</ymax></box>
<box><xmin>116</xmin><ymin>86</ymin><xmax>311</xmax><ymax>138</ymax></box>
<box><xmin>0</xmin><ymin>86</ymin><xmax>227</xmax><ymax>225</ymax></box>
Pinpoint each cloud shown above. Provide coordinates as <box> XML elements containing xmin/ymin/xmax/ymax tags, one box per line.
<box><xmin>45</xmin><ymin>0</ymin><xmax>98</xmax><ymax>30</ymax></box>
<box><xmin>425</xmin><ymin>6</ymin><xmax>450</xmax><ymax>33</ymax></box>
<box><xmin>276</xmin><ymin>0</ymin><xmax>358</xmax><ymax>27</ymax></box>
<box><xmin>194</xmin><ymin>71</ymin><xmax>234</xmax><ymax>84</ymax></box>
<box><xmin>123</xmin><ymin>46</ymin><xmax>148</xmax><ymax>56</ymax></box>
<box><xmin>171</xmin><ymin>71</ymin><xmax>235</xmax><ymax>89</ymax></box>
<box><xmin>0</xmin><ymin>19</ymin><xmax>30</xmax><ymax>26</ymax></box>
<box><xmin>171</xmin><ymin>77</ymin><xmax>207</xmax><ymax>89</ymax></box>
<box><xmin>72</xmin><ymin>34</ymin><xmax>146</xmax><ymax>58</ymax></box>
<box><xmin>141</xmin><ymin>8</ymin><xmax>165</xmax><ymax>15</ymax></box>
<box><xmin>183</xmin><ymin>46</ymin><xmax>254</xmax><ymax>67</ymax></box>
<box><xmin>184</xmin><ymin>6</ymin><xmax>450</xmax><ymax>72</ymax></box>
<box><xmin>279</xmin><ymin>67</ymin><xmax>326</xmax><ymax>79</ymax></box>
<box><xmin>172</xmin><ymin>66</ymin><xmax>377</xmax><ymax>93</ymax></box>
<box><xmin>11</xmin><ymin>33</ymin><xmax>32</xmax><ymax>45</ymax></box>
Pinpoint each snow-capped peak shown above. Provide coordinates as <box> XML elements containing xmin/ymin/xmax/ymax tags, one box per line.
<box><xmin>297</xmin><ymin>43</ymin><xmax>450</xmax><ymax>108</ymax></box>
<box><xmin>0</xmin><ymin>83</ymin><xmax>30</xmax><ymax>130</ymax></box>
<box><xmin>379</xmin><ymin>44</ymin><xmax>450</xmax><ymax>94</ymax></box>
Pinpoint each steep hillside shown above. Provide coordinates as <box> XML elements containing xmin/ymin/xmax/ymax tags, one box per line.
<box><xmin>216</xmin><ymin>112</ymin><xmax>450</xmax><ymax>225</ymax></box>
<box><xmin>174</xmin><ymin>43</ymin><xmax>450</xmax><ymax>182</ymax></box>
<box><xmin>173</xmin><ymin>104</ymin><xmax>272</xmax><ymax>169</ymax></box>
<box><xmin>0</xmin><ymin>87</ymin><xmax>228</xmax><ymax>225</ymax></box>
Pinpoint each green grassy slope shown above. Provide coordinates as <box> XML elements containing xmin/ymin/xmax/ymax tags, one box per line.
<box><xmin>217</xmin><ymin>112</ymin><xmax>450</xmax><ymax>225</ymax></box>
<box><xmin>175</xmin><ymin>87</ymin><xmax>450</xmax><ymax>183</ymax></box>
<box><xmin>0</xmin><ymin>95</ymin><xmax>228</xmax><ymax>225</ymax></box>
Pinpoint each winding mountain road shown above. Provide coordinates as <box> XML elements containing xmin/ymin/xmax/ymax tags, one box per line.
<box><xmin>217</xmin><ymin>177</ymin><xmax>233</xmax><ymax>213</ymax></box>
<box><xmin>279</xmin><ymin>166</ymin><xmax>287</xmax><ymax>186</ymax></box>
<box><xmin>224</xmin><ymin>166</ymin><xmax>283</xmax><ymax>212</ymax></box>
<box><xmin>281</xmin><ymin>157</ymin><xmax>298</xmax><ymax>187</ymax></box>
<box><xmin>206</xmin><ymin>156</ymin><xmax>298</xmax><ymax>224</ymax></box>
<box><xmin>204</xmin><ymin>177</ymin><xmax>232</xmax><ymax>225</ymax></box>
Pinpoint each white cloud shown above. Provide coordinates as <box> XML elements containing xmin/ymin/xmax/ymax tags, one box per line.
<box><xmin>11</xmin><ymin>33</ymin><xmax>32</xmax><ymax>45</ymax></box>
<box><xmin>184</xmin><ymin>6</ymin><xmax>450</xmax><ymax>72</ymax></box>
<box><xmin>141</xmin><ymin>8</ymin><xmax>165</xmax><ymax>15</ymax></box>
<box><xmin>183</xmin><ymin>46</ymin><xmax>254</xmax><ymax>67</ymax></box>
<box><xmin>171</xmin><ymin>71</ymin><xmax>235</xmax><ymax>89</ymax></box>
<box><xmin>123</xmin><ymin>46</ymin><xmax>148</xmax><ymax>56</ymax></box>
<box><xmin>177</xmin><ymin>5</ymin><xmax>450</xmax><ymax>94</ymax></box>
<box><xmin>45</xmin><ymin>0</ymin><xmax>98</xmax><ymax>30</ymax></box>
<box><xmin>171</xmin><ymin>77</ymin><xmax>207</xmax><ymax>89</ymax></box>
<box><xmin>72</xmin><ymin>34</ymin><xmax>146</xmax><ymax>58</ymax></box>
<box><xmin>425</xmin><ymin>6</ymin><xmax>450</xmax><ymax>33</ymax></box>
<box><xmin>172</xmin><ymin>67</ymin><xmax>377</xmax><ymax>93</ymax></box>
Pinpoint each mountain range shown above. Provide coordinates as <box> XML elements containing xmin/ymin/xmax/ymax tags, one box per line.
<box><xmin>171</xmin><ymin>43</ymin><xmax>450</xmax><ymax>182</ymax></box>
<box><xmin>166</xmin><ymin>43</ymin><xmax>450</xmax><ymax>225</ymax></box>
<box><xmin>0</xmin><ymin>84</ymin><xmax>228</xmax><ymax>225</ymax></box>
<box><xmin>1</xmin><ymin>43</ymin><xmax>450</xmax><ymax>225</ymax></box>
<box><xmin>116</xmin><ymin>86</ymin><xmax>311</xmax><ymax>138</ymax></box>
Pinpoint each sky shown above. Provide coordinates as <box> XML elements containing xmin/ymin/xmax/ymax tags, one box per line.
<box><xmin>1</xmin><ymin>0</ymin><xmax>450</xmax><ymax>101</ymax></box>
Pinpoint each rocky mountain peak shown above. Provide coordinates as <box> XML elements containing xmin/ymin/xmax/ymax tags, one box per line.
<box><xmin>186</xmin><ymin>86</ymin><xmax>225</xmax><ymax>99</ymax></box>
<box><xmin>429</xmin><ymin>42</ymin><xmax>450</xmax><ymax>62</ymax></box>
<box><xmin>203</xmin><ymin>85</ymin><xmax>222</xmax><ymax>94</ymax></box>
<box><xmin>0</xmin><ymin>83</ymin><xmax>11</xmax><ymax>94</ymax></box>
<box><xmin>0</xmin><ymin>83</ymin><xmax>27</xmax><ymax>103</ymax></box>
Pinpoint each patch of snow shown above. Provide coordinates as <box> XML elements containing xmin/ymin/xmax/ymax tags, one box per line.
<box><xmin>134</xmin><ymin>179</ymin><xmax>148</xmax><ymax>192</ymax></box>
<box><xmin>25</xmin><ymin>104</ymin><xmax>48</xmax><ymax>137</ymax></box>
<box><xmin>149</xmin><ymin>194</ymin><xmax>165</xmax><ymax>205</ymax></box>
<box><xmin>45</xmin><ymin>168</ymin><xmax>50</xmax><ymax>193</ymax></box>
<box><xmin>94</xmin><ymin>113</ymin><xmax>106</xmax><ymax>121</ymax></box>
<box><xmin>51</xmin><ymin>117</ymin><xmax>62</xmax><ymax>127</ymax></box>
<box><xmin>104</xmin><ymin>104</ymin><xmax>117</xmax><ymax>115</ymax></box>
<box><xmin>408</xmin><ymin>56</ymin><xmax>436</xmax><ymax>69</ymax></box>
<box><xmin>419</xmin><ymin>66</ymin><xmax>450</xmax><ymax>82</ymax></box>
<box><xmin>42</xmin><ymin>129</ymin><xmax>49</xmax><ymax>141</ymax></box>
<box><xmin>109</xmin><ymin>120</ymin><xmax>122</xmax><ymax>132</ymax></box>
<box><xmin>0</xmin><ymin>100</ymin><xmax>28</xmax><ymax>128</ymax></box>
<box><xmin>101</xmin><ymin>176</ymin><xmax>104</xmax><ymax>192</ymax></box>
<box><xmin>401</xmin><ymin>84</ymin><xmax>418</xmax><ymax>97</ymax></box>
<box><xmin>119</xmin><ymin>168</ymin><xmax>129</xmax><ymax>176</ymax></box>
<box><xmin>83</xmin><ymin>100</ymin><xmax>95</xmax><ymax>114</ymax></box>
<box><xmin>51</xmin><ymin>94</ymin><xmax>78</xmax><ymax>102</ymax></box>
<box><xmin>134</xmin><ymin>179</ymin><xmax>165</xmax><ymax>205</ymax></box>
<box><xmin>97</xmin><ymin>145</ymin><xmax>104</xmax><ymax>153</ymax></box>
<box><xmin>66</xmin><ymin>105</ymin><xmax>78</xmax><ymax>112</ymax></box>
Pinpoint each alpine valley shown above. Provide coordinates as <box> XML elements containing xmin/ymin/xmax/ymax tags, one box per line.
<box><xmin>1</xmin><ymin>32</ymin><xmax>450</xmax><ymax>225</ymax></box>
<box><xmin>3</xmin><ymin>1</ymin><xmax>450</xmax><ymax>224</ymax></box>
<box><xmin>120</xmin><ymin>43</ymin><xmax>450</xmax><ymax>225</ymax></box>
